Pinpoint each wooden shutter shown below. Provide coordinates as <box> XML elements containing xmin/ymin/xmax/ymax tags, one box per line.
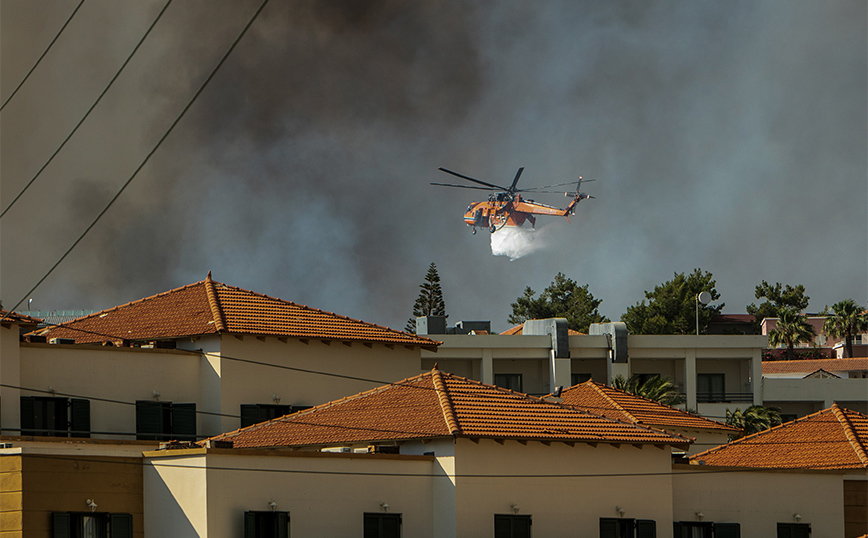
<box><xmin>171</xmin><ymin>403</ymin><xmax>197</xmax><ymax>441</ymax></box>
<box><xmin>70</xmin><ymin>399</ymin><xmax>90</xmax><ymax>438</ymax></box>
<box><xmin>275</xmin><ymin>511</ymin><xmax>289</xmax><ymax>538</ymax></box>
<box><xmin>495</xmin><ymin>515</ymin><xmax>512</xmax><ymax>538</ymax></box>
<box><xmin>20</xmin><ymin>396</ymin><xmax>35</xmax><ymax>435</ymax></box>
<box><xmin>600</xmin><ymin>518</ymin><xmax>618</xmax><ymax>538</ymax></box>
<box><xmin>244</xmin><ymin>511</ymin><xmax>257</xmax><ymax>538</ymax></box>
<box><xmin>381</xmin><ymin>514</ymin><xmax>401</xmax><ymax>538</ymax></box>
<box><xmin>136</xmin><ymin>401</ymin><xmax>165</xmax><ymax>440</ymax></box>
<box><xmin>715</xmin><ymin>522</ymin><xmax>740</xmax><ymax>538</ymax></box>
<box><xmin>109</xmin><ymin>514</ymin><xmax>133</xmax><ymax>538</ymax></box>
<box><xmin>673</xmin><ymin>521</ymin><xmax>683</xmax><ymax>538</ymax></box>
<box><xmin>52</xmin><ymin>512</ymin><xmax>71</xmax><ymax>538</ymax></box>
<box><xmin>636</xmin><ymin>519</ymin><xmax>656</xmax><ymax>538</ymax></box>
<box><xmin>241</xmin><ymin>405</ymin><xmax>263</xmax><ymax>428</ymax></box>
<box><xmin>512</xmin><ymin>515</ymin><xmax>531</xmax><ymax>538</ymax></box>
<box><xmin>363</xmin><ymin>513</ymin><xmax>380</xmax><ymax>538</ymax></box>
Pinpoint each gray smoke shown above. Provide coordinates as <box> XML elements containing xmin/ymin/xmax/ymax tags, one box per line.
<box><xmin>1</xmin><ymin>0</ymin><xmax>865</xmax><ymax>332</ymax></box>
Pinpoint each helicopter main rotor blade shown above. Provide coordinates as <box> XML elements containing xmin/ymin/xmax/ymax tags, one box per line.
<box><xmin>430</xmin><ymin>182</ymin><xmax>498</xmax><ymax>191</ymax></box>
<box><xmin>438</xmin><ymin>167</ymin><xmax>506</xmax><ymax>190</ymax></box>
<box><xmin>508</xmin><ymin>167</ymin><xmax>524</xmax><ymax>192</ymax></box>
<box><xmin>520</xmin><ymin>179</ymin><xmax>596</xmax><ymax>192</ymax></box>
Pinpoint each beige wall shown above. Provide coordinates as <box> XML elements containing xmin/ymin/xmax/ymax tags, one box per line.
<box><xmin>673</xmin><ymin>466</ymin><xmax>845</xmax><ymax>537</ymax></box>
<box><xmin>453</xmin><ymin>439</ymin><xmax>675</xmax><ymax>538</ymax></box>
<box><xmin>144</xmin><ymin>449</ymin><xmax>436</xmax><ymax>538</ymax></box>
<box><xmin>0</xmin><ymin>323</ymin><xmax>23</xmax><ymax>435</ymax></box>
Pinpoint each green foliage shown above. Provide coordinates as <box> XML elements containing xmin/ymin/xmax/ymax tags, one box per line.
<box><xmin>762</xmin><ymin>348</ymin><xmax>829</xmax><ymax>361</ymax></box>
<box><xmin>746</xmin><ymin>281</ymin><xmax>810</xmax><ymax>329</ymax></box>
<box><xmin>405</xmin><ymin>263</ymin><xmax>447</xmax><ymax>333</ymax></box>
<box><xmin>620</xmin><ymin>269</ymin><xmax>724</xmax><ymax>334</ymax></box>
<box><xmin>823</xmin><ymin>299</ymin><xmax>868</xmax><ymax>358</ymax></box>
<box><xmin>767</xmin><ymin>307</ymin><xmax>816</xmax><ymax>361</ymax></box>
<box><xmin>611</xmin><ymin>374</ymin><xmax>685</xmax><ymax>406</ymax></box>
<box><xmin>507</xmin><ymin>273</ymin><xmax>609</xmax><ymax>333</ymax></box>
<box><xmin>726</xmin><ymin>405</ymin><xmax>782</xmax><ymax>439</ymax></box>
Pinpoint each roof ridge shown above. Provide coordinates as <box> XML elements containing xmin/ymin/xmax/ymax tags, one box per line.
<box><xmin>589</xmin><ymin>382</ymin><xmax>639</xmax><ymax>423</ymax></box>
<box><xmin>204</xmin><ymin>272</ymin><xmax>227</xmax><ymax>332</ymax></box>
<box><xmin>831</xmin><ymin>404</ymin><xmax>868</xmax><ymax>468</ymax></box>
<box><xmin>431</xmin><ymin>368</ymin><xmax>462</xmax><ymax>436</ymax></box>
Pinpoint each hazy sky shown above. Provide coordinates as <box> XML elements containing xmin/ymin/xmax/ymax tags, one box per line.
<box><xmin>2</xmin><ymin>0</ymin><xmax>866</xmax><ymax>333</ymax></box>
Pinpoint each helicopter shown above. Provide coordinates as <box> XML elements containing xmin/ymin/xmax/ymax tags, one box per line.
<box><xmin>432</xmin><ymin>167</ymin><xmax>594</xmax><ymax>234</ymax></box>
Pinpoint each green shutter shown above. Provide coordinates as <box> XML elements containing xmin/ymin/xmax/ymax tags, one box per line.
<box><xmin>715</xmin><ymin>522</ymin><xmax>740</xmax><ymax>538</ymax></box>
<box><xmin>276</xmin><ymin>511</ymin><xmax>289</xmax><ymax>538</ymax></box>
<box><xmin>136</xmin><ymin>401</ymin><xmax>164</xmax><ymax>440</ymax></box>
<box><xmin>52</xmin><ymin>512</ymin><xmax>71</xmax><ymax>538</ymax></box>
<box><xmin>600</xmin><ymin>518</ymin><xmax>618</xmax><ymax>538</ymax></box>
<box><xmin>241</xmin><ymin>405</ymin><xmax>261</xmax><ymax>428</ymax></box>
<box><xmin>70</xmin><ymin>399</ymin><xmax>90</xmax><ymax>438</ymax></box>
<box><xmin>673</xmin><ymin>522</ymin><xmax>683</xmax><ymax>538</ymax></box>
<box><xmin>109</xmin><ymin>514</ymin><xmax>133</xmax><ymax>538</ymax></box>
<box><xmin>513</xmin><ymin>515</ymin><xmax>531</xmax><ymax>538</ymax></box>
<box><xmin>171</xmin><ymin>403</ymin><xmax>197</xmax><ymax>441</ymax></box>
<box><xmin>20</xmin><ymin>396</ymin><xmax>35</xmax><ymax>435</ymax></box>
<box><xmin>382</xmin><ymin>514</ymin><xmax>401</xmax><ymax>538</ymax></box>
<box><xmin>494</xmin><ymin>515</ymin><xmax>511</xmax><ymax>538</ymax></box>
<box><xmin>363</xmin><ymin>513</ymin><xmax>380</xmax><ymax>538</ymax></box>
<box><xmin>637</xmin><ymin>519</ymin><xmax>656</xmax><ymax>538</ymax></box>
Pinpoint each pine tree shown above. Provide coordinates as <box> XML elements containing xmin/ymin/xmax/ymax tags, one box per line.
<box><xmin>405</xmin><ymin>263</ymin><xmax>447</xmax><ymax>333</ymax></box>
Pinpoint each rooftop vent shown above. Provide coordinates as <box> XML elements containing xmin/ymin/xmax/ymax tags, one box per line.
<box><xmin>49</xmin><ymin>337</ymin><xmax>75</xmax><ymax>345</ymax></box>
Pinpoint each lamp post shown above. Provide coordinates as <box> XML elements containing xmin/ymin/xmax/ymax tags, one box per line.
<box><xmin>696</xmin><ymin>292</ymin><xmax>711</xmax><ymax>335</ymax></box>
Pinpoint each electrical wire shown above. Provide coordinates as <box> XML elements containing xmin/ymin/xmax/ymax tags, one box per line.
<box><xmin>0</xmin><ymin>0</ymin><xmax>174</xmax><ymax>219</ymax></box>
<box><xmin>0</xmin><ymin>0</ymin><xmax>270</xmax><ymax>321</ymax></box>
<box><xmin>0</xmin><ymin>0</ymin><xmax>86</xmax><ymax>112</ymax></box>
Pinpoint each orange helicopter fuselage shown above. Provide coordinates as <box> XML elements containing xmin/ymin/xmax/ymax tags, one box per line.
<box><xmin>463</xmin><ymin>193</ymin><xmax>582</xmax><ymax>232</ymax></box>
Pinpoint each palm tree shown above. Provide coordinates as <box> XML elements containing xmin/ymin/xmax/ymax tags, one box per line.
<box><xmin>726</xmin><ymin>405</ymin><xmax>782</xmax><ymax>439</ymax></box>
<box><xmin>611</xmin><ymin>374</ymin><xmax>685</xmax><ymax>406</ymax></box>
<box><xmin>823</xmin><ymin>299</ymin><xmax>868</xmax><ymax>358</ymax></box>
<box><xmin>767</xmin><ymin>307</ymin><xmax>816</xmax><ymax>361</ymax></box>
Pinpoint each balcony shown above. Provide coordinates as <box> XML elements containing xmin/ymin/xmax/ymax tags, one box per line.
<box><xmin>695</xmin><ymin>392</ymin><xmax>753</xmax><ymax>403</ymax></box>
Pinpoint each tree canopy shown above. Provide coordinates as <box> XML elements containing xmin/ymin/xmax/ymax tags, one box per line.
<box><xmin>726</xmin><ymin>405</ymin><xmax>782</xmax><ymax>439</ymax></box>
<box><xmin>611</xmin><ymin>374</ymin><xmax>685</xmax><ymax>406</ymax></box>
<box><xmin>405</xmin><ymin>262</ymin><xmax>447</xmax><ymax>333</ymax></box>
<box><xmin>746</xmin><ymin>281</ymin><xmax>810</xmax><ymax>328</ymax></box>
<box><xmin>767</xmin><ymin>307</ymin><xmax>816</xmax><ymax>361</ymax></box>
<box><xmin>823</xmin><ymin>299</ymin><xmax>868</xmax><ymax>358</ymax></box>
<box><xmin>507</xmin><ymin>273</ymin><xmax>608</xmax><ymax>333</ymax></box>
<box><xmin>620</xmin><ymin>269</ymin><xmax>724</xmax><ymax>334</ymax></box>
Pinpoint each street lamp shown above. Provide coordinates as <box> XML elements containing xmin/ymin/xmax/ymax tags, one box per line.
<box><xmin>696</xmin><ymin>292</ymin><xmax>711</xmax><ymax>335</ymax></box>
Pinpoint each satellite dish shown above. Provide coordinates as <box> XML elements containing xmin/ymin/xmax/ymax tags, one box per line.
<box><xmin>698</xmin><ymin>291</ymin><xmax>712</xmax><ymax>306</ymax></box>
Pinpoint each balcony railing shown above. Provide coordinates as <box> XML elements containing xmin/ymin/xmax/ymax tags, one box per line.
<box><xmin>696</xmin><ymin>392</ymin><xmax>753</xmax><ymax>403</ymax></box>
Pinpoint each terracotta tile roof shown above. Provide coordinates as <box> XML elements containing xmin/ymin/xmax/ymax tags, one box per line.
<box><xmin>0</xmin><ymin>310</ymin><xmax>43</xmax><ymax>325</ymax></box>
<box><xmin>500</xmin><ymin>323</ymin><xmax>583</xmax><ymax>335</ymax></box>
<box><xmin>31</xmin><ymin>273</ymin><xmax>438</xmax><ymax>348</ymax></box>
<box><xmin>211</xmin><ymin>368</ymin><xmax>691</xmax><ymax>449</ymax></box>
<box><xmin>689</xmin><ymin>404</ymin><xmax>868</xmax><ymax>470</ymax></box>
<box><xmin>557</xmin><ymin>381</ymin><xmax>739</xmax><ymax>433</ymax></box>
<box><xmin>762</xmin><ymin>358</ymin><xmax>868</xmax><ymax>375</ymax></box>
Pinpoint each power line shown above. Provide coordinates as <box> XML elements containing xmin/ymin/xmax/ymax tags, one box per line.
<box><xmin>0</xmin><ymin>0</ymin><xmax>87</xmax><ymax>112</ymax></box>
<box><xmin>0</xmin><ymin>0</ymin><xmax>270</xmax><ymax>321</ymax></box>
<box><xmin>0</xmin><ymin>0</ymin><xmax>174</xmax><ymax>219</ymax></box>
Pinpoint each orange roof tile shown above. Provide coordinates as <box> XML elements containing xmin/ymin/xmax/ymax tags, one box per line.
<box><xmin>211</xmin><ymin>368</ymin><xmax>691</xmax><ymax>449</ymax></box>
<box><xmin>762</xmin><ymin>358</ymin><xmax>868</xmax><ymax>375</ymax></box>
<box><xmin>0</xmin><ymin>310</ymin><xmax>43</xmax><ymax>325</ymax></box>
<box><xmin>32</xmin><ymin>274</ymin><xmax>438</xmax><ymax>348</ymax></box>
<box><xmin>689</xmin><ymin>404</ymin><xmax>868</xmax><ymax>470</ymax></box>
<box><xmin>558</xmin><ymin>381</ymin><xmax>739</xmax><ymax>433</ymax></box>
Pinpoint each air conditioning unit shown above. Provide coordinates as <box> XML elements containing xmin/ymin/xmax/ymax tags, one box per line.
<box><xmin>49</xmin><ymin>338</ymin><xmax>75</xmax><ymax>345</ymax></box>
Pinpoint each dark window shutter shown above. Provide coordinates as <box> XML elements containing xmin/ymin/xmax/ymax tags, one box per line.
<box><xmin>241</xmin><ymin>405</ymin><xmax>263</xmax><ymax>428</ymax></box>
<box><xmin>600</xmin><ymin>518</ymin><xmax>618</xmax><ymax>538</ymax></box>
<box><xmin>381</xmin><ymin>514</ymin><xmax>401</xmax><ymax>538</ymax></box>
<box><xmin>171</xmin><ymin>403</ymin><xmax>197</xmax><ymax>441</ymax></box>
<box><xmin>52</xmin><ymin>512</ymin><xmax>71</xmax><ymax>538</ymax></box>
<box><xmin>715</xmin><ymin>523</ymin><xmax>740</xmax><ymax>538</ymax></box>
<box><xmin>673</xmin><ymin>522</ymin><xmax>683</xmax><ymax>538</ymax></box>
<box><xmin>109</xmin><ymin>514</ymin><xmax>133</xmax><ymax>538</ymax></box>
<box><xmin>495</xmin><ymin>515</ymin><xmax>512</xmax><ymax>538</ymax></box>
<box><xmin>276</xmin><ymin>511</ymin><xmax>289</xmax><ymax>538</ymax></box>
<box><xmin>637</xmin><ymin>519</ymin><xmax>656</xmax><ymax>538</ymax></box>
<box><xmin>363</xmin><ymin>513</ymin><xmax>380</xmax><ymax>538</ymax></box>
<box><xmin>20</xmin><ymin>396</ymin><xmax>35</xmax><ymax>435</ymax></box>
<box><xmin>513</xmin><ymin>515</ymin><xmax>531</xmax><ymax>538</ymax></box>
<box><xmin>136</xmin><ymin>401</ymin><xmax>165</xmax><ymax>440</ymax></box>
<box><xmin>70</xmin><ymin>399</ymin><xmax>90</xmax><ymax>438</ymax></box>
<box><xmin>50</xmin><ymin>399</ymin><xmax>68</xmax><ymax>436</ymax></box>
<box><xmin>244</xmin><ymin>511</ymin><xmax>257</xmax><ymax>538</ymax></box>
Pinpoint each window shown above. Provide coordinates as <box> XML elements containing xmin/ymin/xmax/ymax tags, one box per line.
<box><xmin>240</xmin><ymin>404</ymin><xmax>291</xmax><ymax>428</ymax></box>
<box><xmin>571</xmin><ymin>373</ymin><xmax>592</xmax><ymax>385</ymax></box>
<box><xmin>52</xmin><ymin>512</ymin><xmax>132</xmax><ymax>538</ymax></box>
<box><xmin>697</xmin><ymin>373</ymin><xmax>725</xmax><ymax>402</ymax></box>
<box><xmin>495</xmin><ymin>514</ymin><xmax>531</xmax><ymax>538</ymax></box>
<box><xmin>135</xmin><ymin>401</ymin><xmax>196</xmax><ymax>441</ymax></box>
<box><xmin>600</xmin><ymin>518</ymin><xmax>656</xmax><ymax>538</ymax></box>
<box><xmin>777</xmin><ymin>523</ymin><xmax>810</xmax><ymax>538</ymax></box>
<box><xmin>244</xmin><ymin>511</ymin><xmax>289</xmax><ymax>538</ymax></box>
<box><xmin>714</xmin><ymin>523</ymin><xmax>741</xmax><ymax>538</ymax></box>
<box><xmin>364</xmin><ymin>513</ymin><xmax>401</xmax><ymax>538</ymax></box>
<box><xmin>494</xmin><ymin>374</ymin><xmax>522</xmax><ymax>392</ymax></box>
<box><xmin>673</xmin><ymin>522</ymin><xmax>713</xmax><ymax>538</ymax></box>
<box><xmin>21</xmin><ymin>396</ymin><xmax>89</xmax><ymax>437</ymax></box>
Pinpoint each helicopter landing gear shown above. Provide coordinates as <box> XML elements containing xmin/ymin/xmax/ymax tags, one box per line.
<box><xmin>489</xmin><ymin>225</ymin><xmax>497</xmax><ymax>234</ymax></box>
<box><xmin>471</xmin><ymin>228</ymin><xmax>477</xmax><ymax>235</ymax></box>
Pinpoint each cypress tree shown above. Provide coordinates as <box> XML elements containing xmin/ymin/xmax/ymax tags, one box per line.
<box><xmin>405</xmin><ymin>263</ymin><xmax>447</xmax><ymax>333</ymax></box>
